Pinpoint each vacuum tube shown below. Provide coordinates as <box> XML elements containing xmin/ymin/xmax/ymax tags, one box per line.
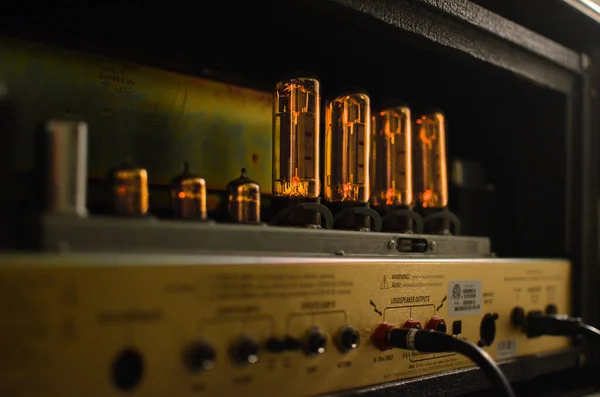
<box><xmin>110</xmin><ymin>158</ymin><xmax>149</xmax><ymax>217</ymax></box>
<box><xmin>170</xmin><ymin>161</ymin><xmax>207</xmax><ymax>221</ymax></box>
<box><xmin>371</xmin><ymin>103</ymin><xmax>422</xmax><ymax>233</ymax></box>
<box><xmin>414</xmin><ymin>111</ymin><xmax>460</xmax><ymax>235</ymax></box>
<box><xmin>324</xmin><ymin>90</ymin><xmax>381</xmax><ymax>231</ymax></box>
<box><xmin>227</xmin><ymin>168</ymin><xmax>260</xmax><ymax>224</ymax></box>
<box><xmin>270</xmin><ymin>76</ymin><xmax>332</xmax><ymax>229</ymax></box>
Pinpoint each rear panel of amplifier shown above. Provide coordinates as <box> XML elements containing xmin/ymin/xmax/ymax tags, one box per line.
<box><xmin>0</xmin><ymin>255</ymin><xmax>571</xmax><ymax>397</ymax></box>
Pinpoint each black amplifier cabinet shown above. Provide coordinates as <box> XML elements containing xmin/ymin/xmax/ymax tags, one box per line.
<box><xmin>0</xmin><ymin>1</ymin><xmax>597</xmax><ymax>396</ymax></box>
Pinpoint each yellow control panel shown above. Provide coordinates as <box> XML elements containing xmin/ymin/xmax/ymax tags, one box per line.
<box><xmin>0</xmin><ymin>254</ymin><xmax>570</xmax><ymax>397</ymax></box>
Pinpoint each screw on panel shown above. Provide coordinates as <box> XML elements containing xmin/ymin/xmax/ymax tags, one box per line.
<box><xmin>334</xmin><ymin>250</ymin><xmax>345</xmax><ymax>256</ymax></box>
<box><xmin>429</xmin><ymin>241</ymin><xmax>436</xmax><ymax>251</ymax></box>
<box><xmin>387</xmin><ymin>240</ymin><xmax>397</xmax><ymax>250</ymax></box>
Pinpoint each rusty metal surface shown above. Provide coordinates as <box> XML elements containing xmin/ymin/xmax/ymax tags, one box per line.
<box><xmin>0</xmin><ymin>37</ymin><xmax>272</xmax><ymax>192</ymax></box>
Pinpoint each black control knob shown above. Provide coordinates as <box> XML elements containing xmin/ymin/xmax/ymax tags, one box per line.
<box><xmin>337</xmin><ymin>325</ymin><xmax>360</xmax><ymax>352</ymax></box>
<box><xmin>478</xmin><ymin>313</ymin><xmax>498</xmax><ymax>347</ymax></box>
<box><xmin>265</xmin><ymin>337</ymin><xmax>286</xmax><ymax>353</ymax></box>
<box><xmin>183</xmin><ymin>341</ymin><xmax>216</xmax><ymax>372</ymax></box>
<box><xmin>545</xmin><ymin>304</ymin><xmax>558</xmax><ymax>315</ymax></box>
<box><xmin>304</xmin><ymin>327</ymin><xmax>327</xmax><ymax>355</ymax></box>
<box><xmin>283</xmin><ymin>336</ymin><xmax>302</xmax><ymax>351</ymax></box>
<box><xmin>231</xmin><ymin>336</ymin><xmax>259</xmax><ymax>365</ymax></box>
<box><xmin>112</xmin><ymin>348</ymin><xmax>144</xmax><ymax>391</ymax></box>
<box><xmin>511</xmin><ymin>306</ymin><xmax>526</xmax><ymax>327</ymax></box>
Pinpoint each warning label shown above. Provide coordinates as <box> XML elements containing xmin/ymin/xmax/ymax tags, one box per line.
<box><xmin>212</xmin><ymin>272</ymin><xmax>353</xmax><ymax>300</ymax></box>
<box><xmin>380</xmin><ymin>275</ymin><xmax>389</xmax><ymax>289</ymax></box>
<box><xmin>447</xmin><ymin>280</ymin><xmax>482</xmax><ymax>317</ymax></box>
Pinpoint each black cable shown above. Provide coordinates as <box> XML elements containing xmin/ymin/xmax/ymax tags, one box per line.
<box><xmin>516</xmin><ymin>311</ymin><xmax>600</xmax><ymax>341</ymax></box>
<box><xmin>386</xmin><ymin>328</ymin><xmax>516</xmax><ymax>397</ymax></box>
<box><xmin>521</xmin><ymin>312</ymin><xmax>581</xmax><ymax>338</ymax></box>
<box><xmin>517</xmin><ymin>312</ymin><xmax>600</xmax><ymax>357</ymax></box>
<box><xmin>578</xmin><ymin>323</ymin><xmax>600</xmax><ymax>340</ymax></box>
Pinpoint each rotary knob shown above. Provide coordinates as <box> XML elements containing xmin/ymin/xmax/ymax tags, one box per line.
<box><xmin>545</xmin><ymin>304</ymin><xmax>558</xmax><ymax>315</ymax></box>
<box><xmin>479</xmin><ymin>313</ymin><xmax>499</xmax><ymax>347</ymax></box>
<box><xmin>183</xmin><ymin>341</ymin><xmax>216</xmax><ymax>372</ymax></box>
<box><xmin>304</xmin><ymin>327</ymin><xmax>327</xmax><ymax>355</ymax></box>
<box><xmin>231</xmin><ymin>336</ymin><xmax>259</xmax><ymax>365</ymax></box>
<box><xmin>337</xmin><ymin>325</ymin><xmax>360</xmax><ymax>353</ymax></box>
<box><xmin>511</xmin><ymin>306</ymin><xmax>526</xmax><ymax>327</ymax></box>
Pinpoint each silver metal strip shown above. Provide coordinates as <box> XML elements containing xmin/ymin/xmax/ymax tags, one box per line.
<box><xmin>36</xmin><ymin>214</ymin><xmax>491</xmax><ymax>258</ymax></box>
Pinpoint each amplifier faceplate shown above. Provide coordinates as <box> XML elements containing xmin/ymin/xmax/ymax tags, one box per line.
<box><xmin>0</xmin><ymin>255</ymin><xmax>571</xmax><ymax>397</ymax></box>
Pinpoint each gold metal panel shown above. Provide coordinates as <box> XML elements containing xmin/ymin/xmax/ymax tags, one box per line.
<box><xmin>0</xmin><ymin>255</ymin><xmax>570</xmax><ymax>396</ymax></box>
<box><xmin>0</xmin><ymin>37</ymin><xmax>272</xmax><ymax>192</ymax></box>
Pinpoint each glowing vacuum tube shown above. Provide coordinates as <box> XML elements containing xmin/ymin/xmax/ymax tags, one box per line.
<box><xmin>414</xmin><ymin>111</ymin><xmax>459</xmax><ymax>235</ymax></box>
<box><xmin>371</xmin><ymin>105</ymin><xmax>413</xmax><ymax>207</ymax></box>
<box><xmin>324</xmin><ymin>91</ymin><xmax>381</xmax><ymax>231</ymax></box>
<box><xmin>371</xmin><ymin>104</ymin><xmax>422</xmax><ymax>233</ymax></box>
<box><xmin>270</xmin><ymin>76</ymin><xmax>332</xmax><ymax>228</ymax></box>
<box><xmin>170</xmin><ymin>161</ymin><xmax>207</xmax><ymax>221</ymax></box>
<box><xmin>227</xmin><ymin>168</ymin><xmax>260</xmax><ymax>224</ymax></box>
<box><xmin>110</xmin><ymin>159</ymin><xmax>149</xmax><ymax>217</ymax></box>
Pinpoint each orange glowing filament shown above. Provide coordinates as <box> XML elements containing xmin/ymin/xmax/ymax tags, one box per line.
<box><xmin>422</xmin><ymin>189</ymin><xmax>433</xmax><ymax>207</ymax></box>
<box><xmin>385</xmin><ymin>188</ymin><xmax>395</xmax><ymax>206</ymax></box>
<box><xmin>414</xmin><ymin>112</ymin><xmax>448</xmax><ymax>209</ymax></box>
<box><xmin>272</xmin><ymin>78</ymin><xmax>320</xmax><ymax>199</ymax></box>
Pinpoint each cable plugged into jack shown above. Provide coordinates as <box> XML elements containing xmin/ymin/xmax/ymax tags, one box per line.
<box><xmin>371</xmin><ymin>323</ymin><xmax>515</xmax><ymax>397</ymax></box>
<box><xmin>510</xmin><ymin>307</ymin><xmax>600</xmax><ymax>340</ymax></box>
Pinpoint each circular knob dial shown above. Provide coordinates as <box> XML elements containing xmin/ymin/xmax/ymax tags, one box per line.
<box><xmin>545</xmin><ymin>304</ymin><xmax>558</xmax><ymax>315</ymax></box>
<box><xmin>231</xmin><ymin>336</ymin><xmax>259</xmax><ymax>365</ymax></box>
<box><xmin>304</xmin><ymin>327</ymin><xmax>327</xmax><ymax>355</ymax></box>
<box><xmin>511</xmin><ymin>306</ymin><xmax>526</xmax><ymax>327</ymax></box>
<box><xmin>479</xmin><ymin>313</ymin><xmax>499</xmax><ymax>347</ymax></box>
<box><xmin>337</xmin><ymin>325</ymin><xmax>360</xmax><ymax>352</ymax></box>
<box><xmin>183</xmin><ymin>341</ymin><xmax>216</xmax><ymax>372</ymax></box>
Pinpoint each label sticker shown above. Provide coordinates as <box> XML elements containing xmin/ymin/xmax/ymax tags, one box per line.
<box><xmin>447</xmin><ymin>280</ymin><xmax>482</xmax><ymax>317</ymax></box>
<box><xmin>497</xmin><ymin>339</ymin><xmax>517</xmax><ymax>360</ymax></box>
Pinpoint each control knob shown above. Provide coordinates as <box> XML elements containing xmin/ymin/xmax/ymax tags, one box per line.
<box><xmin>304</xmin><ymin>327</ymin><xmax>327</xmax><ymax>355</ymax></box>
<box><xmin>231</xmin><ymin>336</ymin><xmax>259</xmax><ymax>364</ymax></box>
<box><xmin>337</xmin><ymin>325</ymin><xmax>360</xmax><ymax>353</ymax></box>
<box><xmin>511</xmin><ymin>306</ymin><xmax>526</xmax><ymax>327</ymax></box>
<box><xmin>183</xmin><ymin>341</ymin><xmax>216</xmax><ymax>372</ymax></box>
<box><xmin>479</xmin><ymin>313</ymin><xmax>499</xmax><ymax>347</ymax></box>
